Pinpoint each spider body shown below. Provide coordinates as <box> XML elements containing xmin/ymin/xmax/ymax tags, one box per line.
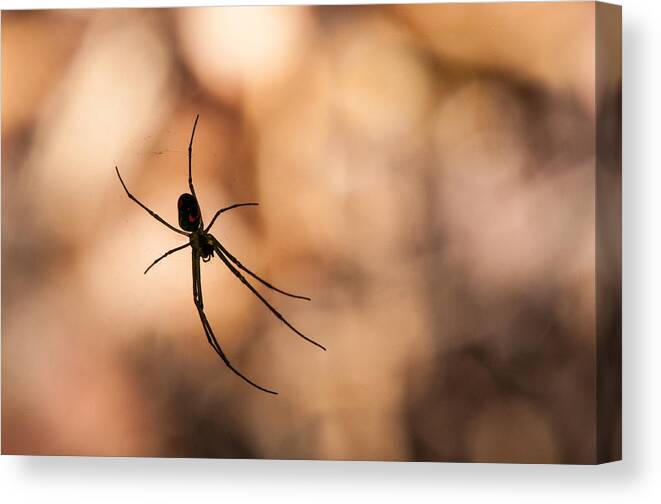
<box><xmin>190</xmin><ymin>227</ymin><xmax>215</xmax><ymax>262</ymax></box>
<box><xmin>115</xmin><ymin>115</ymin><xmax>325</xmax><ymax>395</ymax></box>
<box><xmin>177</xmin><ymin>193</ymin><xmax>201</xmax><ymax>232</ymax></box>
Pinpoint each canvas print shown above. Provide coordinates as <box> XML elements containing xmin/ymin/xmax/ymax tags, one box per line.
<box><xmin>1</xmin><ymin>2</ymin><xmax>621</xmax><ymax>463</ymax></box>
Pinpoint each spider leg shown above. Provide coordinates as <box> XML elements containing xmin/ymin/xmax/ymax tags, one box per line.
<box><xmin>187</xmin><ymin>114</ymin><xmax>204</xmax><ymax>229</ymax></box>
<box><xmin>192</xmin><ymin>249</ymin><xmax>278</xmax><ymax>395</ymax></box>
<box><xmin>144</xmin><ymin>242</ymin><xmax>191</xmax><ymax>275</ymax></box>
<box><xmin>212</xmin><ymin>241</ymin><xmax>326</xmax><ymax>351</ymax></box>
<box><xmin>205</xmin><ymin>203</ymin><xmax>259</xmax><ymax>233</ymax></box>
<box><xmin>213</xmin><ymin>238</ymin><xmax>310</xmax><ymax>301</ymax></box>
<box><xmin>115</xmin><ymin>167</ymin><xmax>188</xmax><ymax>237</ymax></box>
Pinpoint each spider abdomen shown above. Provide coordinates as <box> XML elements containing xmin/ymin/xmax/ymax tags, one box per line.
<box><xmin>178</xmin><ymin>193</ymin><xmax>201</xmax><ymax>231</ymax></box>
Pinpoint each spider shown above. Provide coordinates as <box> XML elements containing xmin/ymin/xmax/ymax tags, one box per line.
<box><xmin>115</xmin><ymin>115</ymin><xmax>325</xmax><ymax>395</ymax></box>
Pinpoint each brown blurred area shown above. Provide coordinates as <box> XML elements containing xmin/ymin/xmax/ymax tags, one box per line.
<box><xmin>1</xmin><ymin>3</ymin><xmax>619</xmax><ymax>463</ymax></box>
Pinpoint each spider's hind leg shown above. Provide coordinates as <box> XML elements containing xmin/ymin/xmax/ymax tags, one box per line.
<box><xmin>186</xmin><ymin>115</ymin><xmax>204</xmax><ymax>229</ymax></box>
<box><xmin>205</xmin><ymin>202</ymin><xmax>259</xmax><ymax>233</ymax></box>
<box><xmin>115</xmin><ymin>166</ymin><xmax>188</xmax><ymax>237</ymax></box>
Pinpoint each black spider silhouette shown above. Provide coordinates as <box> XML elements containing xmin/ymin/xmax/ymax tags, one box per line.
<box><xmin>115</xmin><ymin>115</ymin><xmax>325</xmax><ymax>394</ymax></box>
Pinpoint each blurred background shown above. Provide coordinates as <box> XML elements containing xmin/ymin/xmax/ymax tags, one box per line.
<box><xmin>1</xmin><ymin>3</ymin><xmax>620</xmax><ymax>463</ymax></box>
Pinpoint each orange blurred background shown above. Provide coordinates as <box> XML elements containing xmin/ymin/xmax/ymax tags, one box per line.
<box><xmin>1</xmin><ymin>3</ymin><xmax>619</xmax><ymax>462</ymax></box>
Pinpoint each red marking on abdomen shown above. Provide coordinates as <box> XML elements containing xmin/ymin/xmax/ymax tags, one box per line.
<box><xmin>188</xmin><ymin>214</ymin><xmax>198</xmax><ymax>223</ymax></box>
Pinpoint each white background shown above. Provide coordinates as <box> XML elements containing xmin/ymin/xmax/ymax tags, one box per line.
<box><xmin>1</xmin><ymin>0</ymin><xmax>659</xmax><ymax>502</ymax></box>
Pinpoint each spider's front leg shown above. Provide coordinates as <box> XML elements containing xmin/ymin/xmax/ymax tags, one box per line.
<box><xmin>191</xmin><ymin>248</ymin><xmax>278</xmax><ymax>395</ymax></box>
<box><xmin>210</xmin><ymin>237</ymin><xmax>326</xmax><ymax>351</ymax></box>
<box><xmin>214</xmin><ymin>239</ymin><xmax>311</xmax><ymax>301</ymax></box>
